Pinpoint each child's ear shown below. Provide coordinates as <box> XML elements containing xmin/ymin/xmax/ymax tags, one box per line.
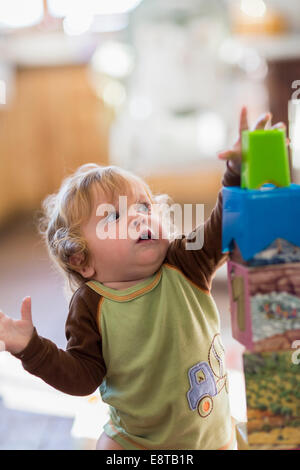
<box><xmin>79</xmin><ymin>265</ymin><xmax>95</xmax><ymax>278</ymax></box>
<box><xmin>69</xmin><ymin>253</ymin><xmax>95</xmax><ymax>279</ymax></box>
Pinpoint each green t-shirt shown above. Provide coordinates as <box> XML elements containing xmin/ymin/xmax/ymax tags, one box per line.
<box><xmin>87</xmin><ymin>263</ymin><xmax>235</xmax><ymax>450</ymax></box>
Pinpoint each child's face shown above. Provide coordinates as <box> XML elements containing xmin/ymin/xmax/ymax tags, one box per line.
<box><xmin>79</xmin><ymin>181</ymin><xmax>170</xmax><ymax>284</ymax></box>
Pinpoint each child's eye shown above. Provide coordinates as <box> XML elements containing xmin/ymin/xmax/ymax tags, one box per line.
<box><xmin>106</xmin><ymin>211</ymin><xmax>119</xmax><ymax>223</ymax></box>
<box><xmin>136</xmin><ymin>202</ymin><xmax>150</xmax><ymax>213</ymax></box>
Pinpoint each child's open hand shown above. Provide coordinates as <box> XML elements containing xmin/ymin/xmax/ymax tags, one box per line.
<box><xmin>218</xmin><ymin>107</ymin><xmax>287</xmax><ymax>174</ymax></box>
<box><xmin>0</xmin><ymin>297</ymin><xmax>34</xmax><ymax>354</ymax></box>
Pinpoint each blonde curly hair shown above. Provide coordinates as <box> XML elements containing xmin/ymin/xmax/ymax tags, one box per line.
<box><xmin>39</xmin><ymin>163</ymin><xmax>173</xmax><ymax>292</ymax></box>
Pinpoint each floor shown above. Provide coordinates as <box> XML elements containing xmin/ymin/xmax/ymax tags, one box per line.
<box><xmin>0</xmin><ymin>215</ymin><xmax>246</xmax><ymax>450</ymax></box>
<box><xmin>0</xmin><ymin>397</ymin><xmax>74</xmax><ymax>450</ymax></box>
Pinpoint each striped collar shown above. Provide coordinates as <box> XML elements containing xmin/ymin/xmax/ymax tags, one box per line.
<box><xmin>86</xmin><ymin>268</ymin><xmax>162</xmax><ymax>302</ymax></box>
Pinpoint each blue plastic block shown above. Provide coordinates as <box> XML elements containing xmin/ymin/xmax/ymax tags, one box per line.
<box><xmin>222</xmin><ymin>184</ymin><xmax>300</xmax><ymax>261</ymax></box>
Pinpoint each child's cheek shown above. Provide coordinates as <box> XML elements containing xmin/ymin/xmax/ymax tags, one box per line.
<box><xmin>153</xmin><ymin>214</ymin><xmax>169</xmax><ymax>241</ymax></box>
<box><xmin>116</xmin><ymin>218</ymin><xmax>129</xmax><ymax>240</ymax></box>
<box><xmin>147</xmin><ymin>215</ymin><xmax>157</xmax><ymax>238</ymax></box>
<box><xmin>156</xmin><ymin>219</ymin><xmax>169</xmax><ymax>242</ymax></box>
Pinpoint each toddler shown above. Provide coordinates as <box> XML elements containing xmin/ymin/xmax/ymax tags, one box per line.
<box><xmin>0</xmin><ymin>108</ymin><xmax>284</xmax><ymax>450</ymax></box>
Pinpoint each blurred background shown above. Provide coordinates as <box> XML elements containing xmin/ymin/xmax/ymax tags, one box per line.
<box><xmin>0</xmin><ymin>0</ymin><xmax>300</xmax><ymax>449</ymax></box>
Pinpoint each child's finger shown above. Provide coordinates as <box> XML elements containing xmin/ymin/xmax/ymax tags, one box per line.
<box><xmin>21</xmin><ymin>297</ymin><xmax>33</xmax><ymax>324</ymax></box>
<box><xmin>270</xmin><ymin>122</ymin><xmax>289</xmax><ymax>145</ymax></box>
<box><xmin>271</xmin><ymin>122</ymin><xmax>286</xmax><ymax>130</ymax></box>
<box><xmin>239</xmin><ymin>106</ymin><xmax>249</xmax><ymax>134</ymax></box>
<box><xmin>253</xmin><ymin>112</ymin><xmax>272</xmax><ymax>130</ymax></box>
<box><xmin>218</xmin><ymin>149</ymin><xmax>240</xmax><ymax>161</ymax></box>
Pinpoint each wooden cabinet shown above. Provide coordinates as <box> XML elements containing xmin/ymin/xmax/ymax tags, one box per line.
<box><xmin>0</xmin><ymin>65</ymin><xmax>112</xmax><ymax>223</ymax></box>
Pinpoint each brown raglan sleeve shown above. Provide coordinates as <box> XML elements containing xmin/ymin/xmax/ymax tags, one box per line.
<box><xmin>12</xmin><ymin>285</ymin><xmax>106</xmax><ymax>396</ymax></box>
<box><xmin>166</xmin><ymin>161</ymin><xmax>240</xmax><ymax>291</ymax></box>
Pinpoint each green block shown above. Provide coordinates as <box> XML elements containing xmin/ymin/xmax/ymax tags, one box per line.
<box><xmin>241</xmin><ymin>129</ymin><xmax>291</xmax><ymax>189</ymax></box>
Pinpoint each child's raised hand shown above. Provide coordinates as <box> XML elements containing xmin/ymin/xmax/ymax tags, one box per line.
<box><xmin>218</xmin><ymin>106</ymin><xmax>287</xmax><ymax>174</ymax></box>
<box><xmin>0</xmin><ymin>297</ymin><xmax>34</xmax><ymax>354</ymax></box>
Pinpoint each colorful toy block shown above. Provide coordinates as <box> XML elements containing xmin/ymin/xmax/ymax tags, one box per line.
<box><xmin>243</xmin><ymin>349</ymin><xmax>300</xmax><ymax>449</ymax></box>
<box><xmin>223</xmin><ymin>128</ymin><xmax>300</xmax><ymax>449</ymax></box>
<box><xmin>222</xmin><ymin>184</ymin><xmax>300</xmax><ymax>263</ymax></box>
<box><xmin>241</xmin><ymin>129</ymin><xmax>291</xmax><ymax>189</ymax></box>
<box><xmin>227</xmin><ymin>260</ymin><xmax>300</xmax><ymax>351</ymax></box>
<box><xmin>223</xmin><ymin>132</ymin><xmax>300</xmax><ymax>352</ymax></box>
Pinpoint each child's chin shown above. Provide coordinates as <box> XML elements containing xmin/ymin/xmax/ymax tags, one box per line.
<box><xmin>139</xmin><ymin>245</ymin><xmax>165</xmax><ymax>266</ymax></box>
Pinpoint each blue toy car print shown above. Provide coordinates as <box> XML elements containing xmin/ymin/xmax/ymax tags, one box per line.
<box><xmin>187</xmin><ymin>361</ymin><xmax>218</xmax><ymax>417</ymax></box>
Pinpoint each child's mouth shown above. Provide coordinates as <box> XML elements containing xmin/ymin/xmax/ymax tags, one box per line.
<box><xmin>137</xmin><ymin>229</ymin><xmax>154</xmax><ymax>243</ymax></box>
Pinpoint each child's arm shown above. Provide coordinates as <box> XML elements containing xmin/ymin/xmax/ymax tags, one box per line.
<box><xmin>0</xmin><ymin>287</ymin><xmax>106</xmax><ymax>396</ymax></box>
<box><xmin>166</xmin><ymin>108</ymin><xmax>284</xmax><ymax>292</ymax></box>
<box><xmin>165</xmin><ymin>160</ymin><xmax>239</xmax><ymax>292</ymax></box>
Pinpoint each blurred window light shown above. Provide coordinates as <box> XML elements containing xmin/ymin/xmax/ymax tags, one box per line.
<box><xmin>196</xmin><ymin>112</ymin><xmax>226</xmax><ymax>156</ymax></box>
<box><xmin>91</xmin><ymin>42</ymin><xmax>134</xmax><ymax>79</ymax></box>
<box><xmin>240</xmin><ymin>0</ymin><xmax>266</xmax><ymax>18</ymax></box>
<box><xmin>91</xmin><ymin>14</ymin><xmax>129</xmax><ymax>33</ymax></box>
<box><xmin>48</xmin><ymin>0</ymin><xmax>75</xmax><ymax>17</ymax></box>
<box><xmin>102</xmin><ymin>81</ymin><xmax>126</xmax><ymax>108</ymax></box>
<box><xmin>0</xmin><ymin>0</ymin><xmax>43</xmax><ymax>28</ymax></box>
<box><xmin>48</xmin><ymin>0</ymin><xmax>144</xmax><ymax>17</ymax></box>
<box><xmin>289</xmin><ymin>100</ymin><xmax>300</xmax><ymax>169</ymax></box>
<box><xmin>238</xmin><ymin>48</ymin><xmax>262</xmax><ymax>73</ymax></box>
<box><xmin>129</xmin><ymin>96</ymin><xmax>152</xmax><ymax>120</ymax></box>
<box><xmin>219</xmin><ymin>38</ymin><xmax>244</xmax><ymax>65</ymax></box>
<box><xmin>63</xmin><ymin>12</ymin><xmax>93</xmax><ymax>36</ymax></box>
<box><xmin>0</xmin><ymin>80</ymin><xmax>6</xmax><ymax>105</ymax></box>
<box><xmin>88</xmin><ymin>0</ymin><xmax>144</xmax><ymax>15</ymax></box>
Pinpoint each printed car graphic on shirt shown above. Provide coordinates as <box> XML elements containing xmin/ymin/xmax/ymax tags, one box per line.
<box><xmin>186</xmin><ymin>334</ymin><xmax>228</xmax><ymax>417</ymax></box>
<box><xmin>187</xmin><ymin>361</ymin><xmax>217</xmax><ymax>417</ymax></box>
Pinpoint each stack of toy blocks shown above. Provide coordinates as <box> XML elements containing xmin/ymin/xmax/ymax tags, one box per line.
<box><xmin>222</xmin><ymin>129</ymin><xmax>300</xmax><ymax>450</ymax></box>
